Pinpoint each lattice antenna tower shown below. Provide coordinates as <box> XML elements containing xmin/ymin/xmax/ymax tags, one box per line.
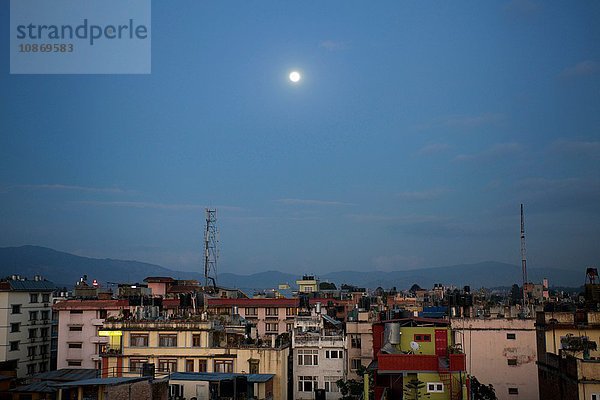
<box><xmin>204</xmin><ymin>208</ymin><xmax>219</xmax><ymax>289</ymax></box>
<box><xmin>520</xmin><ymin>204</ymin><xmax>528</xmax><ymax>311</ymax></box>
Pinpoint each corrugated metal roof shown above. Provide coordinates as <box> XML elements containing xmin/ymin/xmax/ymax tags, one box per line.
<box><xmin>5</xmin><ymin>280</ymin><xmax>55</xmax><ymax>292</ymax></box>
<box><xmin>53</xmin><ymin>377</ymin><xmax>149</xmax><ymax>388</ymax></box>
<box><xmin>11</xmin><ymin>381</ymin><xmax>55</xmax><ymax>393</ymax></box>
<box><xmin>170</xmin><ymin>372</ymin><xmax>274</xmax><ymax>383</ymax></box>
<box><xmin>33</xmin><ymin>368</ymin><xmax>97</xmax><ymax>382</ymax></box>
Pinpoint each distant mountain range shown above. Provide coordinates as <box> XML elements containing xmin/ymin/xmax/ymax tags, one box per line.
<box><xmin>0</xmin><ymin>245</ymin><xmax>584</xmax><ymax>291</ymax></box>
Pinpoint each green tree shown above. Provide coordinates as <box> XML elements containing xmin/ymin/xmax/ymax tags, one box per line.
<box><xmin>403</xmin><ymin>378</ymin><xmax>430</xmax><ymax>400</ymax></box>
<box><xmin>470</xmin><ymin>376</ymin><xmax>497</xmax><ymax>400</ymax></box>
<box><xmin>336</xmin><ymin>365</ymin><xmax>373</xmax><ymax>400</ymax></box>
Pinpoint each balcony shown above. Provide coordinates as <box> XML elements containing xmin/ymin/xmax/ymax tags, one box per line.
<box><xmin>377</xmin><ymin>354</ymin><xmax>466</xmax><ymax>373</ymax></box>
<box><xmin>103</xmin><ymin>320</ymin><xmax>217</xmax><ymax>331</ymax></box>
<box><xmin>91</xmin><ymin>336</ymin><xmax>109</xmax><ymax>344</ymax></box>
<box><xmin>99</xmin><ymin>345</ymin><xmax>122</xmax><ymax>356</ymax></box>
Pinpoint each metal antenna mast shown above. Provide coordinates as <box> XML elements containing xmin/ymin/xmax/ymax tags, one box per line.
<box><xmin>520</xmin><ymin>204</ymin><xmax>528</xmax><ymax>312</ymax></box>
<box><xmin>204</xmin><ymin>208</ymin><xmax>219</xmax><ymax>289</ymax></box>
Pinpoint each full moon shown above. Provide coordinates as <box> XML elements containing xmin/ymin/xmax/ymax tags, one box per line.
<box><xmin>289</xmin><ymin>71</ymin><xmax>301</xmax><ymax>83</ymax></box>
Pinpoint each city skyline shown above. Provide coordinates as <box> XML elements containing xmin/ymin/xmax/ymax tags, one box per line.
<box><xmin>1</xmin><ymin>1</ymin><xmax>599</xmax><ymax>274</ymax></box>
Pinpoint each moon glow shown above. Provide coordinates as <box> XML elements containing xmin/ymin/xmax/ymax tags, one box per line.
<box><xmin>289</xmin><ymin>71</ymin><xmax>301</xmax><ymax>83</ymax></box>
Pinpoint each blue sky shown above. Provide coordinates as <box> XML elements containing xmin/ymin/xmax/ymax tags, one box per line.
<box><xmin>1</xmin><ymin>1</ymin><xmax>599</xmax><ymax>276</ymax></box>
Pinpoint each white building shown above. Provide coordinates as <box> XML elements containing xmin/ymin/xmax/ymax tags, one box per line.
<box><xmin>292</xmin><ymin>307</ymin><xmax>346</xmax><ymax>400</ymax></box>
<box><xmin>0</xmin><ymin>276</ymin><xmax>54</xmax><ymax>377</ymax></box>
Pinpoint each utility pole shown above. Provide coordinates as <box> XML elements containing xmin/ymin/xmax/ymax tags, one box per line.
<box><xmin>520</xmin><ymin>204</ymin><xmax>528</xmax><ymax>316</ymax></box>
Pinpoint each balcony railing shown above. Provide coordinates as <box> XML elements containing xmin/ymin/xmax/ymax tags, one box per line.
<box><xmin>377</xmin><ymin>353</ymin><xmax>466</xmax><ymax>372</ymax></box>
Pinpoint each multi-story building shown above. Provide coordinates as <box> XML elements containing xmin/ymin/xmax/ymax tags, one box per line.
<box><xmin>371</xmin><ymin>317</ymin><xmax>468</xmax><ymax>400</ymax></box>
<box><xmin>536</xmin><ymin>310</ymin><xmax>600</xmax><ymax>400</ymax></box>
<box><xmin>296</xmin><ymin>275</ymin><xmax>319</xmax><ymax>294</ymax></box>
<box><xmin>451</xmin><ymin>318</ymin><xmax>538</xmax><ymax>400</ymax></box>
<box><xmin>100</xmin><ymin>315</ymin><xmax>290</xmax><ymax>400</ymax></box>
<box><xmin>346</xmin><ymin>309</ymin><xmax>374</xmax><ymax>380</ymax></box>
<box><xmin>53</xmin><ymin>299</ymin><xmax>128</xmax><ymax>369</ymax></box>
<box><xmin>0</xmin><ymin>276</ymin><xmax>54</xmax><ymax>377</ymax></box>
<box><xmin>292</xmin><ymin>310</ymin><xmax>346</xmax><ymax>400</ymax></box>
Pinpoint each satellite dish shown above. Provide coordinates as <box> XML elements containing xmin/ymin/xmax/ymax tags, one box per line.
<box><xmin>410</xmin><ymin>341</ymin><xmax>420</xmax><ymax>351</ymax></box>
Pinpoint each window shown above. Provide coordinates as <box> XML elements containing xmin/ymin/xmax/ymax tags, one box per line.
<box><xmin>27</xmin><ymin>364</ymin><xmax>35</xmax><ymax>375</ymax></box>
<box><xmin>265</xmin><ymin>323</ymin><xmax>278</xmax><ymax>332</ymax></box>
<box><xmin>69</xmin><ymin>310</ymin><xmax>84</xmax><ymax>314</ymax></box>
<box><xmin>28</xmin><ymin>346</ymin><xmax>36</xmax><ymax>357</ymax></box>
<box><xmin>12</xmin><ymin>304</ymin><xmax>21</xmax><ymax>314</ymax></box>
<box><xmin>266</xmin><ymin>307</ymin><xmax>279</xmax><ymax>316</ymax></box>
<box><xmin>40</xmin><ymin>327</ymin><xmax>49</xmax><ymax>338</ymax></box>
<box><xmin>30</xmin><ymin>294</ymin><xmax>39</xmax><ymax>303</ymax></box>
<box><xmin>69</xmin><ymin>326</ymin><xmax>83</xmax><ymax>331</ymax></box>
<box><xmin>214</xmin><ymin>360</ymin><xmax>233</xmax><ymax>373</ymax></box>
<box><xmin>324</xmin><ymin>376</ymin><xmax>341</xmax><ymax>392</ymax></box>
<box><xmin>286</xmin><ymin>307</ymin><xmax>297</xmax><ymax>316</ymax></box>
<box><xmin>198</xmin><ymin>359</ymin><xmax>207</xmax><ymax>372</ymax></box>
<box><xmin>158</xmin><ymin>359</ymin><xmax>177</xmax><ymax>372</ymax></box>
<box><xmin>185</xmin><ymin>359</ymin><xmax>194</xmax><ymax>372</ymax></box>
<box><xmin>508</xmin><ymin>358</ymin><xmax>518</xmax><ymax>366</ymax></box>
<box><xmin>192</xmin><ymin>334</ymin><xmax>202</xmax><ymax>347</ymax></box>
<box><xmin>41</xmin><ymin>310</ymin><xmax>50</xmax><ymax>320</ymax></box>
<box><xmin>326</xmin><ymin>350</ymin><xmax>343</xmax><ymax>359</ymax></box>
<box><xmin>298</xmin><ymin>349</ymin><xmax>319</xmax><ymax>366</ymax></box>
<box><xmin>10</xmin><ymin>341</ymin><xmax>19</xmax><ymax>351</ymax></box>
<box><xmin>11</xmin><ymin>323</ymin><xmax>20</xmax><ymax>333</ymax></box>
<box><xmin>98</xmin><ymin>309</ymin><xmax>107</xmax><ymax>319</ymax></box>
<box><xmin>29</xmin><ymin>328</ymin><xmax>37</xmax><ymax>339</ymax></box>
<box><xmin>68</xmin><ymin>343</ymin><xmax>83</xmax><ymax>349</ymax></box>
<box><xmin>508</xmin><ymin>387</ymin><xmax>519</xmax><ymax>395</ymax></box>
<box><xmin>507</xmin><ymin>333</ymin><xmax>516</xmax><ymax>340</ymax></box>
<box><xmin>351</xmin><ymin>358</ymin><xmax>362</xmax><ymax>370</ymax></box>
<box><xmin>38</xmin><ymin>362</ymin><xmax>47</xmax><ymax>372</ymax></box>
<box><xmin>351</xmin><ymin>334</ymin><xmax>361</xmax><ymax>348</ymax></box>
<box><xmin>39</xmin><ymin>345</ymin><xmax>48</xmax><ymax>355</ymax></box>
<box><xmin>298</xmin><ymin>376</ymin><xmax>318</xmax><ymax>392</ymax></box>
<box><xmin>130</xmin><ymin>334</ymin><xmax>149</xmax><ymax>347</ymax></box>
<box><xmin>169</xmin><ymin>385</ymin><xmax>184</xmax><ymax>399</ymax></box>
<box><xmin>249</xmin><ymin>360</ymin><xmax>259</xmax><ymax>374</ymax></box>
<box><xmin>414</xmin><ymin>334</ymin><xmax>432</xmax><ymax>342</ymax></box>
<box><xmin>159</xmin><ymin>334</ymin><xmax>177</xmax><ymax>347</ymax></box>
<box><xmin>42</xmin><ymin>294</ymin><xmax>50</xmax><ymax>303</ymax></box>
<box><xmin>245</xmin><ymin>307</ymin><xmax>258</xmax><ymax>316</ymax></box>
<box><xmin>67</xmin><ymin>360</ymin><xmax>82</xmax><ymax>367</ymax></box>
<box><xmin>129</xmin><ymin>358</ymin><xmax>148</xmax><ymax>372</ymax></box>
<box><xmin>286</xmin><ymin>322</ymin><xmax>294</xmax><ymax>331</ymax></box>
<box><xmin>427</xmin><ymin>383</ymin><xmax>444</xmax><ymax>393</ymax></box>
<box><xmin>29</xmin><ymin>311</ymin><xmax>38</xmax><ymax>321</ymax></box>
<box><xmin>592</xmin><ymin>394</ymin><xmax>600</xmax><ymax>400</ymax></box>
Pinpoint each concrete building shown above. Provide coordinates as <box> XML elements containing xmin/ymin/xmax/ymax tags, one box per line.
<box><xmin>345</xmin><ymin>309</ymin><xmax>374</xmax><ymax>380</ymax></box>
<box><xmin>451</xmin><ymin>318</ymin><xmax>539</xmax><ymax>400</ymax></box>
<box><xmin>53</xmin><ymin>299</ymin><xmax>128</xmax><ymax>370</ymax></box>
<box><xmin>99</xmin><ymin>317</ymin><xmax>289</xmax><ymax>400</ymax></box>
<box><xmin>296</xmin><ymin>275</ymin><xmax>319</xmax><ymax>294</ymax></box>
<box><xmin>0</xmin><ymin>277</ymin><xmax>54</xmax><ymax>378</ymax></box>
<box><xmin>292</xmin><ymin>311</ymin><xmax>346</xmax><ymax>400</ymax></box>
<box><xmin>371</xmin><ymin>317</ymin><xmax>468</xmax><ymax>400</ymax></box>
<box><xmin>536</xmin><ymin>310</ymin><xmax>600</xmax><ymax>400</ymax></box>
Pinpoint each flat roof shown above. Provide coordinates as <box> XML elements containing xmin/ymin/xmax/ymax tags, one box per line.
<box><xmin>170</xmin><ymin>372</ymin><xmax>274</xmax><ymax>383</ymax></box>
<box><xmin>53</xmin><ymin>377</ymin><xmax>149</xmax><ymax>388</ymax></box>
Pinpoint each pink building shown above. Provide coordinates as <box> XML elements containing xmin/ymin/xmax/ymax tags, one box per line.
<box><xmin>451</xmin><ymin>318</ymin><xmax>539</xmax><ymax>400</ymax></box>
<box><xmin>54</xmin><ymin>300</ymin><xmax>127</xmax><ymax>369</ymax></box>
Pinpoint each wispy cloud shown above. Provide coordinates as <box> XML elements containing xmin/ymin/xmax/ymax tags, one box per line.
<box><xmin>318</xmin><ymin>40</ymin><xmax>348</xmax><ymax>51</ymax></box>
<box><xmin>17</xmin><ymin>184</ymin><xmax>128</xmax><ymax>194</ymax></box>
<box><xmin>455</xmin><ymin>142</ymin><xmax>523</xmax><ymax>162</ymax></box>
<box><xmin>275</xmin><ymin>198</ymin><xmax>356</xmax><ymax>207</ymax></box>
<box><xmin>416</xmin><ymin>113</ymin><xmax>505</xmax><ymax>132</ymax></box>
<box><xmin>417</xmin><ymin>143</ymin><xmax>451</xmax><ymax>156</ymax></box>
<box><xmin>397</xmin><ymin>189</ymin><xmax>449</xmax><ymax>202</ymax></box>
<box><xmin>560</xmin><ymin>60</ymin><xmax>600</xmax><ymax>78</ymax></box>
<box><xmin>76</xmin><ymin>201</ymin><xmax>242</xmax><ymax>212</ymax></box>
<box><xmin>504</xmin><ymin>0</ymin><xmax>542</xmax><ymax>16</ymax></box>
<box><xmin>345</xmin><ymin>213</ymin><xmax>447</xmax><ymax>224</ymax></box>
<box><xmin>549</xmin><ymin>140</ymin><xmax>600</xmax><ymax>158</ymax></box>
<box><xmin>515</xmin><ymin>177</ymin><xmax>600</xmax><ymax>214</ymax></box>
